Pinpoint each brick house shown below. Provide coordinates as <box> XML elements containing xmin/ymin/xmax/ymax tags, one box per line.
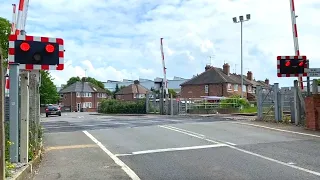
<box><xmin>115</xmin><ymin>80</ymin><xmax>149</xmax><ymax>101</ymax></box>
<box><xmin>59</xmin><ymin>81</ymin><xmax>110</xmax><ymax>112</ymax></box>
<box><xmin>180</xmin><ymin>63</ymin><xmax>270</xmax><ymax>99</ymax></box>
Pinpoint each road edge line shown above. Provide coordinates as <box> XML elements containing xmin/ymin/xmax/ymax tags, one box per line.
<box><xmin>231</xmin><ymin>122</ymin><xmax>320</xmax><ymax>138</ymax></box>
<box><xmin>83</xmin><ymin>131</ymin><xmax>141</xmax><ymax>180</ymax></box>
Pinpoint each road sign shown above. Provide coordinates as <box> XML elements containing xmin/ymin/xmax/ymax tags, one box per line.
<box><xmin>307</xmin><ymin>68</ymin><xmax>320</xmax><ymax>77</ymax></box>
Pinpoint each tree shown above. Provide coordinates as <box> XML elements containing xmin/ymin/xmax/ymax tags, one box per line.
<box><xmin>0</xmin><ymin>17</ymin><xmax>11</xmax><ymax>67</ymax></box>
<box><xmin>66</xmin><ymin>76</ymin><xmax>81</xmax><ymax>86</ymax></box>
<box><xmin>40</xmin><ymin>71</ymin><xmax>59</xmax><ymax>104</ymax></box>
<box><xmin>168</xmin><ymin>89</ymin><xmax>177</xmax><ymax>98</ymax></box>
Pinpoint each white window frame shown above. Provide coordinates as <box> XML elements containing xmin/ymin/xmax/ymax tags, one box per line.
<box><xmin>83</xmin><ymin>102</ymin><xmax>92</xmax><ymax>108</ymax></box>
<box><xmin>233</xmin><ymin>84</ymin><xmax>238</xmax><ymax>91</ymax></box>
<box><xmin>76</xmin><ymin>92</ymin><xmax>80</xmax><ymax>97</ymax></box>
<box><xmin>205</xmin><ymin>85</ymin><xmax>209</xmax><ymax>93</ymax></box>
<box><xmin>248</xmin><ymin>85</ymin><xmax>252</xmax><ymax>92</ymax></box>
<box><xmin>227</xmin><ymin>83</ymin><xmax>232</xmax><ymax>91</ymax></box>
<box><xmin>242</xmin><ymin>85</ymin><xmax>246</xmax><ymax>92</ymax></box>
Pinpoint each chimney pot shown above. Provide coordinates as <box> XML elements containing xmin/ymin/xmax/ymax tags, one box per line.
<box><xmin>205</xmin><ymin>65</ymin><xmax>212</xmax><ymax>71</ymax></box>
<box><xmin>265</xmin><ymin>78</ymin><xmax>269</xmax><ymax>85</ymax></box>
<box><xmin>223</xmin><ymin>63</ymin><xmax>230</xmax><ymax>75</ymax></box>
<box><xmin>247</xmin><ymin>71</ymin><xmax>253</xmax><ymax>81</ymax></box>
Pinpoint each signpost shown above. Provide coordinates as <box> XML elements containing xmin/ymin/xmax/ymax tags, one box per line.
<box><xmin>307</xmin><ymin>68</ymin><xmax>320</xmax><ymax>77</ymax></box>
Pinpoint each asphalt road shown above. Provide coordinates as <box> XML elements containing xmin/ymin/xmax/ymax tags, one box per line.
<box><xmin>33</xmin><ymin>112</ymin><xmax>320</xmax><ymax>180</ymax></box>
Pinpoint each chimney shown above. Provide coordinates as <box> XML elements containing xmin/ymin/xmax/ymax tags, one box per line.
<box><xmin>265</xmin><ymin>78</ymin><xmax>269</xmax><ymax>85</ymax></box>
<box><xmin>247</xmin><ymin>71</ymin><xmax>253</xmax><ymax>81</ymax></box>
<box><xmin>134</xmin><ymin>80</ymin><xmax>140</xmax><ymax>84</ymax></box>
<box><xmin>205</xmin><ymin>65</ymin><xmax>212</xmax><ymax>71</ymax></box>
<box><xmin>223</xmin><ymin>63</ymin><xmax>230</xmax><ymax>75</ymax></box>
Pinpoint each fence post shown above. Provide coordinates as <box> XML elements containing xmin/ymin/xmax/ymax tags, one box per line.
<box><xmin>293</xmin><ymin>80</ymin><xmax>300</xmax><ymax>125</ymax></box>
<box><xmin>274</xmin><ymin>83</ymin><xmax>280</xmax><ymax>122</ymax></box>
<box><xmin>256</xmin><ymin>85</ymin><xmax>262</xmax><ymax>120</ymax></box>
<box><xmin>146</xmin><ymin>92</ymin><xmax>149</xmax><ymax>113</ymax></box>
<box><xmin>312</xmin><ymin>79</ymin><xmax>318</xmax><ymax>94</ymax></box>
<box><xmin>170</xmin><ymin>94</ymin><xmax>173</xmax><ymax>116</ymax></box>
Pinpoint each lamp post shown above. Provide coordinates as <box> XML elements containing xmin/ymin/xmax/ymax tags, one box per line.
<box><xmin>233</xmin><ymin>14</ymin><xmax>251</xmax><ymax>98</ymax></box>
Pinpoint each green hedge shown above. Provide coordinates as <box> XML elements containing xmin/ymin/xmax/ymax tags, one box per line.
<box><xmin>98</xmin><ymin>99</ymin><xmax>146</xmax><ymax>114</ymax></box>
<box><xmin>220</xmin><ymin>95</ymin><xmax>250</xmax><ymax>108</ymax></box>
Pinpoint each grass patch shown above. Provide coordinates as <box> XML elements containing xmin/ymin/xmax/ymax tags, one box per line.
<box><xmin>240</xmin><ymin>106</ymin><xmax>257</xmax><ymax>113</ymax></box>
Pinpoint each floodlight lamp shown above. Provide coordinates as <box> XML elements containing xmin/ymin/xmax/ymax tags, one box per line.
<box><xmin>239</xmin><ymin>16</ymin><xmax>244</xmax><ymax>21</ymax></box>
<box><xmin>232</xmin><ymin>17</ymin><xmax>237</xmax><ymax>23</ymax></box>
<box><xmin>246</xmin><ymin>14</ymin><xmax>251</xmax><ymax>20</ymax></box>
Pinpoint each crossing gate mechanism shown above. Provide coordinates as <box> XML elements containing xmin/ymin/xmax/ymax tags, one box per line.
<box><xmin>8</xmin><ymin>34</ymin><xmax>64</xmax><ymax>70</ymax></box>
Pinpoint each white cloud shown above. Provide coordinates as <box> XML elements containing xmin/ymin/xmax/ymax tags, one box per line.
<box><xmin>0</xmin><ymin>0</ymin><xmax>319</xmax><ymax>87</ymax></box>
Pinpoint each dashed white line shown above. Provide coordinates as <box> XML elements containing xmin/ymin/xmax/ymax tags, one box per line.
<box><xmin>159</xmin><ymin>125</ymin><xmax>320</xmax><ymax>177</ymax></box>
<box><xmin>83</xmin><ymin>131</ymin><xmax>141</xmax><ymax>180</ymax></box>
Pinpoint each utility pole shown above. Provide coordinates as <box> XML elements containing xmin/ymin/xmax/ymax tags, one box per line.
<box><xmin>0</xmin><ymin>48</ymin><xmax>6</xmax><ymax>180</ymax></box>
<box><xmin>233</xmin><ymin>14</ymin><xmax>251</xmax><ymax>98</ymax></box>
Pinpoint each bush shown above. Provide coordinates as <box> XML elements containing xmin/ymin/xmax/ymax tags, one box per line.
<box><xmin>98</xmin><ymin>99</ymin><xmax>146</xmax><ymax>114</ymax></box>
<box><xmin>220</xmin><ymin>95</ymin><xmax>250</xmax><ymax>108</ymax></box>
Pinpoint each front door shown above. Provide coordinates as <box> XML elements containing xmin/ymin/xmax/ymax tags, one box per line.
<box><xmin>77</xmin><ymin>103</ymin><xmax>81</xmax><ymax>112</ymax></box>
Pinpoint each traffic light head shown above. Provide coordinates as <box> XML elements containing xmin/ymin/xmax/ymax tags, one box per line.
<box><xmin>8</xmin><ymin>35</ymin><xmax>64</xmax><ymax>70</ymax></box>
<box><xmin>277</xmin><ymin>56</ymin><xmax>307</xmax><ymax>77</ymax></box>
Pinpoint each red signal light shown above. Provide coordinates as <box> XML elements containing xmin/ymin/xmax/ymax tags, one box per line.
<box><xmin>20</xmin><ymin>42</ymin><xmax>30</xmax><ymax>51</ymax></box>
<box><xmin>298</xmin><ymin>61</ymin><xmax>304</xmax><ymax>67</ymax></box>
<box><xmin>45</xmin><ymin>44</ymin><xmax>55</xmax><ymax>53</ymax></box>
<box><xmin>285</xmin><ymin>61</ymin><xmax>291</xmax><ymax>67</ymax></box>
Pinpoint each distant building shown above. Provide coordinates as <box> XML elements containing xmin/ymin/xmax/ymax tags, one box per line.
<box><xmin>115</xmin><ymin>80</ymin><xmax>149</xmax><ymax>101</ymax></box>
<box><xmin>59</xmin><ymin>81</ymin><xmax>110</xmax><ymax>112</ymax></box>
<box><xmin>104</xmin><ymin>77</ymin><xmax>189</xmax><ymax>93</ymax></box>
<box><xmin>180</xmin><ymin>64</ymin><xmax>270</xmax><ymax>100</ymax></box>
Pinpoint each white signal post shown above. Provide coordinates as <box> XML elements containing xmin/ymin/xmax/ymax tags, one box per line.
<box><xmin>289</xmin><ymin>0</ymin><xmax>305</xmax><ymax>90</ymax></box>
<box><xmin>160</xmin><ymin>38</ymin><xmax>169</xmax><ymax>115</ymax></box>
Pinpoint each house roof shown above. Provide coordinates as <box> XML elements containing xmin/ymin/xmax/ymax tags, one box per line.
<box><xmin>59</xmin><ymin>81</ymin><xmax>107</xmax><ymax>93</ymax></box>
<box><xmin>115</xmin><ymin>83</ymin><xmax>149</xmax><ymax>95</ymax></box>
<box><xmin>180</xmin><ymin>67</ymin><xmax>241</xmax><ymax>86</ymax></box>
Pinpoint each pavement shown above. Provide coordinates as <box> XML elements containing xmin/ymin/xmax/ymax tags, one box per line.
<box><xmin>31</xmin><ymin>112</ymin><xmax>320</xmax><ymax>180</ymax></box>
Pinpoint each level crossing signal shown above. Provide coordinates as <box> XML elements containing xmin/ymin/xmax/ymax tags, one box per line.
<box><xmin>8</xmin><ymin>34</ymin><xmax>64</xmax><ymax>70</ymax></box>
<box><xmin>277</xmin><ymin>56</ymin><xmax>308</xmax><ymax>77</ymax></box>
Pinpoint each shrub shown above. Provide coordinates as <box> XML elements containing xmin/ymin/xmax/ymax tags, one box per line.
<box><xmin>98</xmin><ymin>99</ymin><xmax>146</xmax><ymax>114</ymax></box>
<box><xmin>220</xmin><ymin>95</ymin><xmax>250</xmax><ymax>108</ymax></box>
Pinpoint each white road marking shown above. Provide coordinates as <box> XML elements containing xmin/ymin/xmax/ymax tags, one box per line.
<box><xmin>159</xmin><ymin>125</ymin><xmax>320</xmax><ymax>177</ymax></box>
<box><xmin>115</xmin><ymin>144</ymin><xmax>227</xmax><ymax>157</ymax></box>
<box><xmin>287</xmin><ymin>162</ymin><xmax>296</xmax><ymax>165</ymax></box>
<box><xmin>231</xmin><ymin>122</ymin><xmax>320</xmax><ymax>138</ymax></box>
<box><xmin>161</xmin><ymin>125</ymin><xmax>237</xmax><ymax>146</ymax></box>
<box><xmin>83</xmin><ymin>131</ymin><xmax>141</xmax><ymax>180</ymax></box>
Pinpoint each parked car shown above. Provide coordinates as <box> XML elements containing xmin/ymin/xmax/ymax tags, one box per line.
<box><xmin>45</xmin><ymin>104</ymin><xmax>61</xmax><ymax>117</ymax></box>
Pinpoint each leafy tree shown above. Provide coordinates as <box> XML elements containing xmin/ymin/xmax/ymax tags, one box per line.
<box><xmin>168</xmin><ymin>89</ymin><xmax>177</xmax><ymax>98</ymax></box>
<box><xmin>66</xmin><ymin>76</ymin><xmax>81</xmax><ymax>86</ymax></box>
<box><xmin>0</xmin><ymin>17</ymin><xmax>11</xmax><ymax>67</ymax></box>
<box><xmin>40</xmin><ymin>71</ymin><xmax>59</xmax><ymax>104</ymax></box>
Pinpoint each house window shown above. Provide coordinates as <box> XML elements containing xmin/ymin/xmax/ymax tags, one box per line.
<box><xmin>97</xmin><ymin>93</ymin><xmax>107</xmax><ymax>98</ymax></box>
<box><xmin>234</xmin><ymin>84</ymin><xmax>238</xmax><ymax>91</ymax></box>
<box><xmin>76</xmin><ymin>92</ymin><xmax>80</xmax><ymax>97</ymax></box>
<box><xmin>242</xmin><ymin>85</ymin><xmax>246</xmax><ymax>92</ymax></box>
<box><xmin>227</xmin><ymin>83</ymin><xmax>232</xmax><ymax>91</ymax></box>
<box><xmin>205</xmin><ymin>85</ymin><xmax>208</xmax><ymax>93</ymax></box>
<box><xmin>60</xmin><ymin>94</ymin><xmax>64</xmax><ymax>98</ymax></box>
<box><xmin>81</xmin><ymin>93</ymin><xmax>92</xmax><ymax>97</ymax></box>
<box><xmin>248</xmin><ymin>86</ymin><xmax>252</xmax><ymax>92</ymax></box>
<box><xmin>97</xmin><ymin>102</ymin><xmax>101</xmax><ymax>108</ymax></box>
<box><xmin>83</xmin><ymin>102</ymin><xmax>92</xmax><ymax>108</ymax></box>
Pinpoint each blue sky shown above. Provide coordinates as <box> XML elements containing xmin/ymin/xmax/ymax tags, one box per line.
<box><xmin>0</xmin><ymin>0</ymin><xmax>320</xmax><ymax>88</ymax></box>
